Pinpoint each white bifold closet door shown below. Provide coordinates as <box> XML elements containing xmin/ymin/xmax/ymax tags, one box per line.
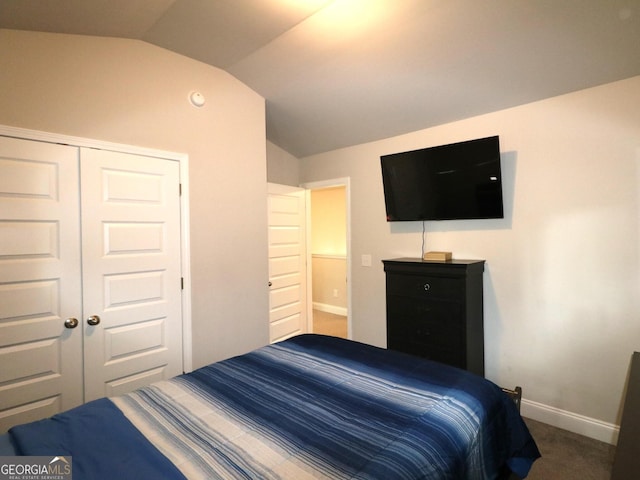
<box><xmin>0</xmin><ymin>136</ymin><xmax>183</xmax><ymax>433</ymax></box>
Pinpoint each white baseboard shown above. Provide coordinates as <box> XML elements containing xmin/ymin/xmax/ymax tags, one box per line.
<box><xmin>313</xmin><ymin>302</ymin><xmax>347</xmax><ymax>317</ymax></box>
<box><xmin>521</xmin><ymin>398</ymin><xmax>620</xmax><ymax>445</ymax></box>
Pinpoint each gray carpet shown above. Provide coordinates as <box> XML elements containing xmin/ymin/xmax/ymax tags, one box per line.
<box><xmin>524</xmin><ymin>418</ymin><xmax>616</xmax><ymax>479</ymax></box>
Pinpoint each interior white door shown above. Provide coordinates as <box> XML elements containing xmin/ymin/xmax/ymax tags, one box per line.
<box><xmin>80</xmin><ymin>148</ymin><xmax>183</xmax><ymax>401</ymax></box>
<box><xmin>0</xmin><ymin>137</ymin><xmax>83</xmax><ymax>432</ymax></box>
<box><xmin>267</xmin><ymin>183</ymin><xmax>307</xmax><ymax>343</ymax></box>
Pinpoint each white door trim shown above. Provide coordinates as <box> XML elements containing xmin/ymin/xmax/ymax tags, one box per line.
<box><xmin>0</xmin><ymin>124</ymin><xmax>193</xmax><ymax>373</ymax></box>
<box><xmin>300</xmin><ymin>177</ymin><xmax>352</xmax><ymax>340</ymax></box>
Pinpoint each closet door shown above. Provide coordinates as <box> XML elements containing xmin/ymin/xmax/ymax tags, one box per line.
<box><xmin>0</xmin><ymin>137</ymin><xmax>83</xmax><ymax>432</ymax></box>
<box><xmin>80</xmin><ymin>148</ymin><xmax>183</xmax><ymax>401</ymax></box>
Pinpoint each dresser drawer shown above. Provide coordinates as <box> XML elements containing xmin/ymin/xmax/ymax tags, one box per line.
<box><xmin>386</xmin><ymin>273</ymin><xmax>464</xmax><ymax>301</ymax></box>
<box><xmin>387</xmin><ymin>339</ymin><xmax>466</xmax><ymax>369</ymax></box>
<box><xmin>386</xmin><ymin>295</ymin><xmax>464</xmax><ymax>324</ymax></box>
<box><xmin>387</xmin><ymin>304</ymin><xmax>464</xmax><ymax>350</ymax></box>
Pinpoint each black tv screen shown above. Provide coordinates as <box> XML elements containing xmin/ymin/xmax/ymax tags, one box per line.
<box><xmin>381</xmin><ymin>136</ymin><xmax>504</xmax><ymax>221</ymax></box>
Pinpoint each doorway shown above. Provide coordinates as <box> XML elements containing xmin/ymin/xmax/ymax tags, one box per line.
<box><xmin>302</xmin><ymin>178</ymin><xmax>351</xmax><ymax>339</ymax></box>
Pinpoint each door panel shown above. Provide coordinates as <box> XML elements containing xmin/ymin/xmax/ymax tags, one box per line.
<box><xmin>80</xmin><ymin>148</ymin><xmax>183</xmax><ymax>402</ymax></box>
<box><xmin>0</xmin><ymin>137</ymin><xmax>82</xmax><ymax>433</ymax></box>
<box><xmin>267</xmin><ymin>183</ymin><xmax>306</xmax><ymax>343</ymax></box>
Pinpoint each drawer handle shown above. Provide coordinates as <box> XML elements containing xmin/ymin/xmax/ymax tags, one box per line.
<box><xmin>423</xmin><ymin>283</ymin><xmax>430</xmax><ymax>291</ymax></box>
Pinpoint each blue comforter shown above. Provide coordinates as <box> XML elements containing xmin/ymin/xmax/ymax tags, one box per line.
<box><xmin>9</xmin><ymin>334</ymin><xmax>539</xmax><ymax>479</ymax></box>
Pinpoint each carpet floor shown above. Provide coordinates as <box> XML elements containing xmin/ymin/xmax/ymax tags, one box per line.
<box><xmin>312</xmin><ymin>310</ymin><xmax>348</xmax><ymax>339</ymax></box>
<box><xmin>524</xmin><ymin>418</ymin><xmax>615</xmax><ymax>479</ymax></box>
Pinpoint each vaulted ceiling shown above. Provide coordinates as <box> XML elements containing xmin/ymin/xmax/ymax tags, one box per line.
<box><xmin>2</xmin><ymin>0</ymin><xmax>639</xmax><ymax>157</ymax></box>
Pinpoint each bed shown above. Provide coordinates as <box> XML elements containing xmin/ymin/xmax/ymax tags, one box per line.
<box><xmin>2</xmin><ymin>334</ymin><xmax>540</xmax><ymax>479</ymax></box>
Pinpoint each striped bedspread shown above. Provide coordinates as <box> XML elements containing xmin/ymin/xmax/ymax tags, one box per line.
<box><xmin>10</xmin><ymin>334</ymin><xmax>540</xmax><ymax>479</ymax></box>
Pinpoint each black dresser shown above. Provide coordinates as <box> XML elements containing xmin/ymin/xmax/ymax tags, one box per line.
<box><xmin>612</xmin><ymin>351</ymin><xmax>640</xmax><ymax>480</ymax></box>
<box><xmin>383</xmin><ymin>258</ymin><xmax>485</xmax><ymax>376</ymax></box>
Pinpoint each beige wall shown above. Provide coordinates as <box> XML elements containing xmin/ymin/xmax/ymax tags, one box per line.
<box><xmin>0</xmin><ymin>29</ymin><xmax>269</xmax><ymax>369</ymax></box>
<box><xmin>312</xmin><ymin>255</ymin><xmax>347</xmax><ymax>313</ymax></box>
<box><xmin>310</xmin><ymin>187</ymin><xmax>347</xmax><ymax>313</ymax></box>
<box><xmin>266</xmin><ymin>140</ymin><xmax>300</xmax><ymax>186</ymax></box>
<box><xmin>310</xmin><ymin>187</ymin><xmax>347</xmax><ymax>255</ymax></box>
<box><xmin>300</xmin><ymin>76</ymin><xmax>640</xmax><ymax>441</ymax></box>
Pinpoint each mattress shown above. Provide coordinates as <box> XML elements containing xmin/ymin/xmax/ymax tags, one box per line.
<box><xmin>8</xmin><ymin>334</ymin><xmax>540</xmax><ymax>479</ymax></box>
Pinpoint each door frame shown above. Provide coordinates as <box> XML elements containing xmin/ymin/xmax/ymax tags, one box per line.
<box><xmin>0</xmin><ymin>124</ymin><xmax>193</xmax><ymax>372</ymax></box>
<box><xmin>300</xmin><ymin>177</ymin><xmax>352</xmax><ymax>339</ymax></box>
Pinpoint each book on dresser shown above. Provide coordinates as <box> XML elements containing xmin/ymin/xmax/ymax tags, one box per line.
<box><xmin>382</xmin><ymin>258</ymin><xmax>485</xmax><ymax>377</ymax></box>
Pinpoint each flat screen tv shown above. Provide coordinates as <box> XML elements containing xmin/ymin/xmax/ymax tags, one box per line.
<box><xmin>381</xmin><ymin>135</ymin><xmax>504</xmax><ymax>221</ymax></box>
